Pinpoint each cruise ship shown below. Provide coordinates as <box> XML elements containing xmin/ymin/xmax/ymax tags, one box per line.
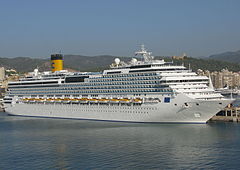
<box><xmin>3</xmin><ymin>46</ymin><xmax>234</xmax><ymax>123</ymax></box>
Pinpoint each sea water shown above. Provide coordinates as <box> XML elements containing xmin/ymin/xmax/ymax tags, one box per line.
<box><xmin>0</xmin><ymin>112</ymin><xmax>240</xmax><ymax>169</ymax></box>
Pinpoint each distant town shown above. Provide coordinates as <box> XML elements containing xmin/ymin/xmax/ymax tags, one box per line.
<box><xmin>198</xmin><ymin>69</ymin><xmax>240</xmax><ymax>89</ymax></box>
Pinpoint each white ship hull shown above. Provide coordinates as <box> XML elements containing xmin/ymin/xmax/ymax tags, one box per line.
<box><xmin>4</xmin><ymin>94</ymin><xmax>233</xmax><ymax>123</ymax></box>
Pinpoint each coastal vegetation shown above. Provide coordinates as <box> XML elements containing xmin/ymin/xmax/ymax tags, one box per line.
<box><xmin>0</xmin><ymin>50</ymin><xmax>240</xmax><ymax>73</ymax></box>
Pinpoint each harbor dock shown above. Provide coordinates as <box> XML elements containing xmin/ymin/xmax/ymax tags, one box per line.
<box><xmin>210</xmin><ymin>104</ymin><xmax>240</xmax><ymax>122</ymax></box>
<box><xmin>0</xmin><ymin>103</ymin><xmax>4</xmax><ymax>112</ymax></box>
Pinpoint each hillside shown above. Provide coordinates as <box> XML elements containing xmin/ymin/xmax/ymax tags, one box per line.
<box><xmin>0</xmin><ymin>55</ymin><xmax>240</xmax><ymax>73</ymax></box>
<box><xmin>164</xmin><ymin>57</ymin><xmax>240</xmax><ymax>72</ymax></box>
<box><xmin>209</xmin><ymin>50</ymin><xmax>240</xmax><ymax>63</ymax></box>
<box><xmin>0</xmin><ymin>57</ymin><xmax>49</xmax><ymax>73</ymax></box>
<box><xmin>63</xmin><ymin>55</ymin><xmax>128</xmax><ymax>72</ymax></box>
<box><xmin>0</xmin><ymin>55</ymin><xmax>128</xmax><ymax>73</ymax></box>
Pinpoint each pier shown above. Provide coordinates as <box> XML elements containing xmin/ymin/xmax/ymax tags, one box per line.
<box><xmin>0</xmin><ymin>106</ymin><xmax>4</xmax><ymax>112</ymax></box>
<box><xmin>0</xmin><ymin>104</ymin><xmax>4</xmax><ymax>112</ymax></box>
<box><xmin>0</xmin><ymin>98</ymin><xmax>4</xmax><ymax>112</ymax></box>
<box><xmin>210</xmin><ymin>104</ymin><xmax>240</xmax><ymax>122</ymax></box>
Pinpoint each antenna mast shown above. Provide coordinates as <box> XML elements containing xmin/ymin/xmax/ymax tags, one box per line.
<box><xmin>135</xmin><ymin>44</ymin><xmax>153</xmax><ymax>62</ymax></box>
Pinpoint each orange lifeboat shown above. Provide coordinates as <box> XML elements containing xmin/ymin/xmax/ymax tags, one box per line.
<box><xmin>133</xmin><ymin>98</ymin><xmax>142</xmax><ymax>104</ymax></box>
<box><xmin>109</xmin><ymin>98</ymin><xmax>120</xmax><ymax>103</ymax></box>
<box><xmin>98</xmin><ymin>98</ymin><xmax>109</xmax><ymax>103</ymax></box>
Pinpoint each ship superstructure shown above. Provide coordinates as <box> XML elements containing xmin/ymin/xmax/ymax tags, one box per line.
<box><xmin>3</xmin><ymin>46</ymin><xmax>234</xmax><ymax>123</ymax></box>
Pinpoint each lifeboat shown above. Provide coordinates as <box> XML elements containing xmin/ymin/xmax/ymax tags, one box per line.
<box><xmin>29</xmin><ymin>98</ymin><xmax>36</xmax><ymax>103</ymax></box>
<box><xmin>98</xmin><ymin>98</ymin><xmax>109</xmax><ymax>103</ymax></box>
<box><xmin>62</xmin><ymin>98</ymin><xmax>71</xmax><ymax>103</ymax></box>
<box><xmin>133</xmin><ymin>98</ymin><xmax>143</xmax><ymax>104</ymax></box>
<box><xmin>71</xmin><ymin>98</ymin><xmax>79</xmax><ymax>104</ymax></box>
<box><xmin>145</xmin><ymin>98</ymin><xmax>160</xmax><ymax>104</ymax></box>
<box><xmin>38</xmin><ymin>98</ymin><xmax>45</xmax><ymax>102</ymax></box>
<box><xmin>22</xmin><ymin>98</ymin><xmax>29</xmax><ymax>102</ymax></box>
<box><xmin>109</xmin><ymin>98</ymin><xmax>120</xmax><ymax>103</ymax></box>
<box><xmin>119</xmin><ymin>98</ymin><xmax>131</xmax><ymax>104</ymax></box>
<box><xmin>46</xmin><ymin>98</ymin><xmax>54</xmax><ymax>102</ymax></box>
<box><xmin>55</xmin><ymin>98</ymin><xmax>62</xmax><ymax>103</ymax></box>
<box><xmin>79</xmin><ymin>98</ymin><xmax>88</xmax><ymax>103</ymax></box>
<box><xmin>89</xmin><ymin>98</ymin><xmax>98</xmax><ymax>103</ymax></box>
<box><xmin>42</xmin><ymin>98</ymin><xmax>47</xmax><ymax>102</ymax></box>
<box><xmin>34</xmin><ymin>98</ymin><xmax>42</xmax><ymax>103</ymax></box>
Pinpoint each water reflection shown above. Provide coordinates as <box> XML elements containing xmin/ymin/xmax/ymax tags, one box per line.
<box><xmin>0</xmin><ymin>113</ymin><xmax>240</xmax><ymax>169</ymax></box>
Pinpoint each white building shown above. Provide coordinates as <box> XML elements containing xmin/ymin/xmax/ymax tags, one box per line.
<box><xmin>0</xmin><ymin>67</ymin><xmax>5</xmax><ymax>81</ymax></box>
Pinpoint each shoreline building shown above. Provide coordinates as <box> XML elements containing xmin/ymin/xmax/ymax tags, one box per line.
<box><xmin>0</xmin><ymin>67</ymin><xmax>5</xmax><ymax>82</ymax></box>
<box><xmin>197</xmin><ymin>69</ymin><xmax>240</xmax><ymax>89</ymax></box>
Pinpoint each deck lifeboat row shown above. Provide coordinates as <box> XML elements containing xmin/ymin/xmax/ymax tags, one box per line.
<box><xmin>19</xmin><ymin>97</ymin><xmax>161</xmax><ymax>104</ymax></box>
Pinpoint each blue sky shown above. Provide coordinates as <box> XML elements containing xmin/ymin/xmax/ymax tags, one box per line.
<box><xmin>0</xmin><ymin>0</ymin><xmax>239</xmax><ymax>58</ymax></box>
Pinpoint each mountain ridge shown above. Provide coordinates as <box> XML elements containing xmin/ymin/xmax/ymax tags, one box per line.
<box><xmin>1</xmin><ymin>52</ymin><xmax>240</xmax><ymax>73</ymax></box>
<box><xmin>209</xmin><ymin>50</ymin><xmax>240</xmax><ymax>63</ymax></box>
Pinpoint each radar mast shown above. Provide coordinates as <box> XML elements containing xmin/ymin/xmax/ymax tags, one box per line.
<box><xmin>135</xmin><ymin>45</ymin><xmax>154</xmax><ymax>62</ymax></box>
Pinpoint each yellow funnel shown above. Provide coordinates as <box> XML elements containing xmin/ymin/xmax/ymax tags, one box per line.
<box><xmin>51</xmin><ymin>54</ymin><xmax>63</xmax><ymax>72</ymax></box>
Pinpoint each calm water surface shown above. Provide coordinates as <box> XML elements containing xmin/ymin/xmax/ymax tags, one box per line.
<box><xmin>0</xmin><ymin>112</ymin><xmax>240</xmax><ymax>169</ymax></box>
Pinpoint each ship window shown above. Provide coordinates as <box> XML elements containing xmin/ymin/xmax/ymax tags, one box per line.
<box><xmin>65</xmin><ymin>76</ymin><xmax>89</xmax><ymax>83</ymax></box>
<box><xmin>164</xmin><ymin>97</ymin><xmax>170</xmax><ymax>103</ymax></box>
